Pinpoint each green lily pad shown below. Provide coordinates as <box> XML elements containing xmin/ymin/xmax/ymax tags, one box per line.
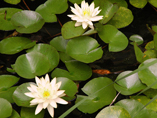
<box><xmin>51</xmin><ymin>60</ymin><xmax>92</xmax><ymax>81</ymax></box>
<box><xmin>50</xmin><ymin>36</ymin><xmax>69</xmax><ymax>52</ymax></box>
<box><xmin>98</xmin><ymin>24</ymin><xmax>128</xmax><ymax>52</ymax></box>
<box><xmin>56</xmin><ymin>77</ymin><xmax>77</xmax><ymax>97</ymax></box>
<box><xmin>0</xmin><ymin>37</ymin><xmax>33</xmax><ymax>54</ymax></box>
<box><xmin>35</xmin><ymin>4</ymin><xmax>57</xmax><ymax>23</ymax></box>
<box><xmin>144</xmin><ymin>50</ymin><xmax>156</xmax><ymax>58</ymax></box>
<box><xmin>96</xmin><ymin>106</ymin><xmax>131</xmax><ymax>118</ymax></box>
<box><xmin>107</xmin><ymin>7</ymin><xmax>133</xmax><ymax>28</ymax></box>
<box><xmin>145</xmin><ymin>41</ymin><xmax>154</xmax><ymax>50</ymax></box>
<box><xmin>130</xmin><ymin>95</ymin><xmax>157</xmax><ymax>112</ymax></box>
<box><xmin>0</xmin><ymin>98</ymin><xmax>12</xmax><ymax>118</ymax></box>
<box><xmin>152</xmin><ymin>25</ymin><xmax>157</xmax><ymax>33</ymax></box>
<box><xmin>108</xmin><ymin>0</ymin><xmax>128</xmax><ymax>7</ymax></box>
<box><xmin>153</xmin><ymin>33</ymin><xmax>157</xmax><ymax>51</ymax></box>
<box><xmin>27</xmin><ymin>44</ymin><xmax>59</xmax><ymax>72</ymax></box>
<box><xmin>66</xmin><ymin>36</ymin><xmax>103</xmax><ymax>63</ymax></box>
<box><xmin>61</xmin><ymin>21</ymin><xmax>86</xmax><ymax>39</ymax></box>
<box><xmin>0</xmin><ymin>75</ymin><xmax>19</xmax><ymax>91</ymax></box>
<box><xmin>129</xmin><ymin>34</ymin><xmax>143</xmax><ymax>45</ymax></box>
<box><xmin>0</xmin><ymin>86</ymin><xmax>17</xmax><ymax>103</ymax></box>
<box><xmin>138</xmin><ymin>58</ymin><xmax>157</xmax><ymax>89</ymax></box>
<box><xmin>0</xmin><ymin>8</ymin><xmax>22</xmax><ymax>30</ymax></box>
<box><xmin>76</xmin><ymin>77</ymin><xmax>116</xmax><ymax>113</ymax></box>
<box><xmin>13</xmin><ymin>82</ymin><xmax>33</xmax><ymax>107</ymax></box>
<box><xmin>4</xmin><ymin>0</ymin><xmax>21</xmax><ymax>4</ymax></box>
<box><xmin>20</xmin><ymin>107</ymin><xmax>45</xmax><ymax>118</ymax></box>
<box><xmin>148</xmin><ymin>0</ymin><xmax>157</xmax><ymax>8</ymax></box>
<box><xmin>115</xmin><ymin>99</ymin><xmax>149</xmax><ymax>118</ymax></box>
<box><xmin>59</xmin><ymin>52</ymin><xmax>74</xmax><ymax>63</ymax></box>
<box><xmin>11</xmin><ymin>10</ymin><xmax>45</xmax><ymax>33</ymax></box>
<box><xmin>129</xmin><ymin>0</ymin><xmax>147</xmax><ymax>8</ymax></box>
<box><xmin>69</xmin><ymin>0</ymin><xmax>82</xmax><ymax>4</ymax></box>
<box><xmin>143</xmin><ymin>88</ymin><xmax>157</xmax><ymax>98</ymax></box>
<box><xmin>9</xmin><ymin>109</ymin><xmax>20</xmax><ymax>118</ymax></box>
<box><xmin>14</xmin><ymin>52</ymin><xmax>50</xmax><ymax>79</ymax></box>
<box><xmin>114</xmin><ymin>71</ymin><xmax>146</xmax><ymax>95</ymax></box>
<box><xmin>94</xmin><ymin>0</ymin><xmax>119</xmax><ymax>24</ymax></box>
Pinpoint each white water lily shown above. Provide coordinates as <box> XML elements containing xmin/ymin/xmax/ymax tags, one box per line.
<box><xmin>68</xmin><ymin>0</ymin><xmax>103</xmax><ymax>29</ymax></box>
<box><xmin>25</xmin><ymin>74</ymin><xmax>68</xmax><ymax>117</ymax></box>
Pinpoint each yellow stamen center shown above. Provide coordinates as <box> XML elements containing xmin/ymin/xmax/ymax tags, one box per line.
<box><xmin>83</xmin><ymin>10</ymin><xmax>90</xmax><ymax>16</ymax></box>
<box><xmin>43</xmin><ymin>91</ymin><xmax>50</xmax><ymax>98</ymax></box>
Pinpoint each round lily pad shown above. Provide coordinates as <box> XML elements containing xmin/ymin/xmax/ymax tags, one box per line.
<box><xmin>96</xmin><ymin>106</ymin><xmax>131</xmax><ymax>118</ymax></box>
<box><xmin>11</xmin><ymin>10</ymin><xmax>45</xmax><ymax>33</ymax></box>
<box><xmin>4</xmin><ymin>0</ymin><xmax>21</xmax><ymax>5</ymax></box>
<box><xmin>0</xmin><ymin>98</ymin><xmax>12</xmax><ymax>118</ymax></box>
<box><xmin>14</xmin><ymin>52</ymin><xmax>50</xmax><ymax>79</ymax></box>
<box><xmin>0</xmin><ymin>37</ymin><xmax>32</xmax><ymax>54</ymax></box>
<box><xmin>0</xmin><ymin>8</ymin><xmax>22</xmax><ymax>31</ymax></box>
<box><xmin>138</xmin><ymin>58</ymin><xmax>157</xmax><ymax>89</ymax></box>
<box><xmin>129</xmin><ymin>0</ymin><xmax>147</xmax><ymax>8</ymax></box>
<box><xmin>76</xmin><ymin>77</ymin><xmax>116</xmax><ymax>113</ymax></box>
<box><xmin>66</xmin><ymin>36</ymin><xmax>103</xmax><ymax>63</ymax></box>
<box><xmin>114</xmin><ymin>71</ymin><xmax>146</xmax><ymax>95</ymax></box>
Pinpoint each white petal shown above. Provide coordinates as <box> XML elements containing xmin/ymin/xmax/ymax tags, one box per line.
<box><xmin>51</xmin><ymin>77</ymin><xmax>56</xmax><ymax>87</ymax></box>
<box><xmin>45</xmin><ymin>74</ymin><xmax>50</xmax><ymax>82</ymax></box>
<box><xmin>25</xmin><ymin>92</ymin><xmax>34</xmax><ymax>98</ymax></box>
<box><xmin>43</xmin><ymin>101</ymin><xmax>49</xmax><ymax>109</ymax></box>
<box><xmin>56</xmin><ymin>90</ymin><xmax>65</xmax><ymax>96</ymax></box>
<box><xmin>55</xmin><ymin>97</ymin><xmax>68</xmax><ymax>104</ymax></box>
<box><xmin>35</xmin><ymin>103</ymin><xmax>43</xmax><ymax>115</ymax></box>
<box><xmin>30</xmin><ymin>98</ymin><xmax>40</xmax><ymax>105</ymax></box>
<box><xmin>74</xmin><ymin>3</ymin><xmax>81</xmax><ymax>12</ymax></box>
<box><xmin>55</xmin><ymin>81</ymin><xmax>61</xmax><ymax>90</ymax></box>
<box><xmin>81</xmin><ymin>0</ymin><xmax>86</xmax><ymax>9</ymax></box>
<box><xmin>27</xmin><ymin>87</ymin><xmax>33</xmax><ymax>92</ymax></box>
<box><xmin>90</xmin><ymin>2</ymin><xmax>94</xmax><ymax>12</ymax></box>
<box><xmin>67</xmin><ymin>14</ymin><xmax>75</xmax><ymax>18</ymax></box>
<box><xmin>75</xmin><ymin>22</ymin><xmax>82</xmax><ymax>27</ymax></box>
<box><xmin>71</xmin><ymin>7</ymin><xmax>81</xmax><ymax>17</ymax></box>
<box><xmin>47</xmin><ymin>105</ymin><xmax>54</xmax><ymax>118</ymax></box>
<box><xmin>30</xmin><ymin>84</ymin><xmax>37</xmax><ymax>92</ymax></box>
<box><xmin>50</xmin><ymin>100</ymin><xmax>57</xmax><ymax>108</ymax></box>
<box><xmin>58</xmin><ymin>93</ymin><xmax>66</xmax><ymax>98</ymax></box>
<box><xmin>90</xmin><ymin>16</ymin><xmax>103</xmax><ymax>21</ymax></box>
<box><xmin>89</xmin><ymin>25</ymin><xmax>94</xmax><ymax>30</ymax></box>
<box><xmin>35</xmin><ymin>76</ymin><xmax>41</xmax><ymax>86</ymax></box>
<box><xmin>87</xmin><ymin>21</ymin><xmax>93</xmax><ymax>26</ymax></box>
<box><xmin>82</xmin><ymin>22</ymin><xmax>88</xmax><ymax>29</ymax></box>
<box><xmin>92</xmin><ymin>7</ymin><xmax>100</xmax><ymax>16</ymax></box>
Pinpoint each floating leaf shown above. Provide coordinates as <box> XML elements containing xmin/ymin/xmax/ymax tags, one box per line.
<box><xmin>9</xmin><ymin>109</ymin><xmax>20</xmax><ymax>118</ymax></box>
<box><xmin>27</xmin><ymin>44</ymin><xmax>59</xmax><ymax>72</ymax></box>
<box><xmin>56</xmin><ymin>77</ymin><xmax>77</xmax><ymax>97</ymax></box>
<box><xmin>59</xmin><ymin>52</ymin><xmax>74</xmax><ymax>62</ymax></box>
<box><xmin>143</xmin><ymin>88</ymin><xmax>157</xmax><ymax>98</ymax></box>
<box><xmin>11</xmin><ymin>10</ymin><xmax>45</xmax><ymax>33</ymax></box>
<box><xmin>130</xmin><ymin>95</ymin><xmax>157</xmax><ymax>112</ymax></box>
<box><xmin>107</xmin><ymin>7</ymin><xmax>133</xmax><ymax>28</ymax></box>
<box><xmin>138</xmin><ymin>58</ymin><xmax>157</xmax><ymax>89</ymax></box>
<box><xmin>0</xmin><ymin>75</ymin><xmax>19</xmax><ymax>91</ymax></box>
<box><xmin>13</xmin><ymin>82</ymin><xmax>33</xmax><ymax>107</ymax></box>
<box><xmin>148</xmin><ymin>0</ymin><xmax>157</xmax><ymax>8</ymax></box>
<box><xmin>76</xmin><ymin>77</ymin><xmax>116</xmax><ymax>113</ymax></box>
<box><xmin>14</xmin><ymin>52</ymin><xmax>50</xmax><ymax>79</ymax></box>
<box><xmin>61</xmin><ymin>21</ymin><xmax>86</xmax><ymax>39</ymax></box>
<box><xmin>114</xmin><ymin>71</ymin><xmax>146</xmax><ymax>95</ymax></box>
<box><xmin>66</xmin><ymin>36</ymin><xmax>103</xmax><ymax>63</ymax></box>
<box><xmin>51</xmin><ymin>60</ymin><xmax>92</xmax><ymax>81</ymax></box>
<box><xmin>98</xmin><ymin>24</ymin><xmax>128</xmax><ymax>52</ymax></box>
<box><xmin>0</xmin><ymin>37</ymin><xmax>32</xmax><ymax>54</ymax></box>
<box><xmin>96</xmin><ymin>106</ymin><xmax>131</xmax><ymax>118</ymax></box>
<box><xmin>115</xmin><ymin>99</ymin><xmax>149</xmax><ymax>118</ymax></box>
<box><xmin>20</xmin><ymin>107</ymin><xmax>45</xmax><ymax>118</ymax></box>
<box><xmin>50</xmin><ymin>36</ymin><xmax>69</xmax><ymax>52</ymax></box>
<box><xmin>0</xmin><ymin>98</ymin><xmax>12</xmax><ymax>117</ymax></box>
<box><xmin>0</xmin><ymin>8</ymin><xmax>22</xmax><ymax>30</ymax></box>
<box><xmin>69</xmin><ymin>0</ymin><xmax>82</xmax><ymax>4</ymax></box>
<box><xmin>129</xmin><ymin>34</ymin><xmax>143</xmax><ymax>45</ymax></box>
<box><xmin>129</xmin><ymin>0</ymin><xmax>147</xmax><ymax>8</ymax></box>
<box><xmin>4</xmin><ymin>0</ymin><xmax>21</xmax><ymax>4</ymax></box>
<box><xmin>108</xmin><ymin>0</ymin><xmax>128</xmax><ymax>7</ymax></box>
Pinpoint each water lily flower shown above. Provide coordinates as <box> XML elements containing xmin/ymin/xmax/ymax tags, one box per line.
<box><xmin>68</xmin><ymin>0</ymin><xmax>103</xmax><ymax>29</ymax></box>
<box><xmin>25</xmin><ymin>74</ymin><xmax>68</xmax><ymax>117</ymax></box>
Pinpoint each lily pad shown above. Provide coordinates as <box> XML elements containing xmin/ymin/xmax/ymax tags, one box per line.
<box><xmin>0</xmin><ymin>75</ymin><xmax>19</xmax><ymax>91</ymax></box>
<box><xmin>138</xmin><ymin>58</ymin><xmax>157</xmax><ymax>89</ymax></box>
<box><xmin>61</xmin><ymin>21</ymin><xmax>86</xmax><ymax>39</ymax></box>
<box><xmin>114</xmin><ymin>71</ymin><xmax>146</xmax><ymax>95</ymax></box>
<box><xmin>11</xmin><ymin>10</ymin><xmax>45</xmax><ymax>33</ymax></box>
<box><xmin>66</xmin><ymin>36</ymin><xmax>103</xmax><ymax>63</ymax></box>
<box><xmin>9</xmin><ymin>110</ymin><xmax>20</xmax><ymax>118</ymax></box>
<box><xmin>20</xmin><ymin>107</ymin><xmax>45</xmax><ymax>118</ymax></box>
<box><xmin>115</xmin><ymin>99</ymin><xmax>149</xmax><ymax>118</ymax></box>
<box><xmin>148</xmin><ymin>0</ymin><xmax>157</xmax><ymax>8</ymax></box>
<box><xmin>143</xmin><ymin>88</ymin><xmax>157</xmax><ymax>98</ymax></box>
<box><xmin>14</xmin><ymin>52</ymin><xmax>50</xmax><ymax>79</ymax></box>
<box><xmin>0</xmin><ymin>37</ymin><xmax>33</xmax><ymax>54</ymax></box>
<box><xmin>107</xmin><ymin>7</ymin><xmax>133</xmax><ymax>28</ymax></box>
<box><xmin>4</xmin><ymin>0</ymin><xmax>21</xmax><ymax>4</ymax></box>
<box><xmin>13</xmin><ymin>82</ymin><xmax>33</xmax><ymax>107</ymax></box>
<box><xmin>129</xmin><ymin>0</ymin><xmax>147</xmax><ymax>8</ymax></box>
<box><xmin>0</xmin><ymin>98</ymin><xmax>12</xmax><ymax>118</ymax></box>
<box><xmin>96</xmin><ymin>106</ymin><xmax>131</xmax><ymax>118</ymax></box>
<box><xmin>98</xmin><ymin>24</ymin><xmax>128</xmax><ymax>52</ymax></box>
<box><xmin>108</xmin><ymin>0</ymin><xmax>128</xmax><ymax>7</ymax></box>
<box><xmin>129</xmin><ymin>34</ymin><xmax>143</xmax><ymax>45</ymax></box>
<box><xmin>27</xmin><ymin>44</ymin><xmax>59</xmax><ymax>72</ymax></box>
<box><xmin>56</xmin><ymin>77</ymin><xmax>77</xmax><ymax>97</ymax></box>
<box><xmin>0</xmin><ymin>8</ymin><xmax>22</xmax><ymax>30</ymax></box>
<box><xmin>50</xmin><ymin>36</ymin><xmax>69</xmax><ymax>52</ymax></box>
<box><xmin>69</xmin><ymin>0</ymin><xmax>82</xmax><ymax>4</ymax></box>
<box><xmin>76</xmin><ymin>77</ymin><xmax>116</xmax><ymax>113</ymax></box>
